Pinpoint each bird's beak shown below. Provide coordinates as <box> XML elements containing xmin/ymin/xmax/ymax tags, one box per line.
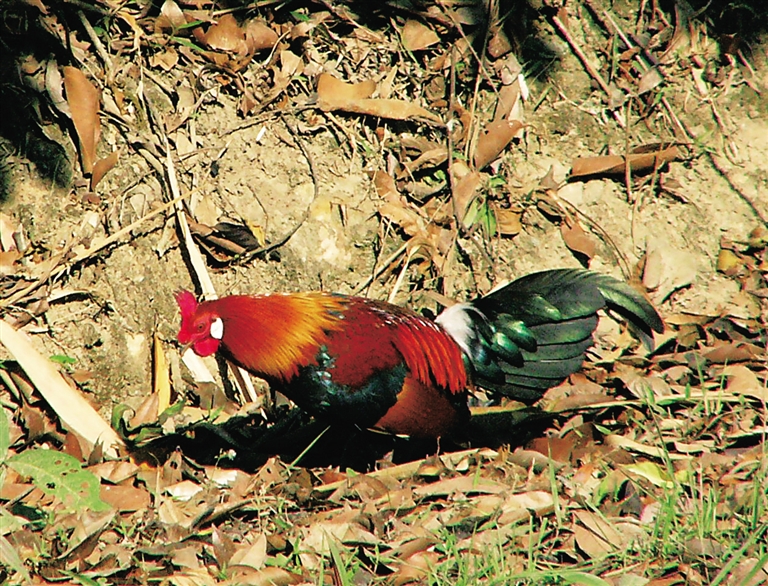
<box><xmin>178</xmin><ymin>340</ymin><xmax>194</xmax><ymax>355</ymax></box>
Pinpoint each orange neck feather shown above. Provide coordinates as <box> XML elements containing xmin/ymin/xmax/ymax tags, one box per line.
<box><xmin>210</xmin><ymin>293</ymin><xmax>346</xmax><ymax>381</ymax></box>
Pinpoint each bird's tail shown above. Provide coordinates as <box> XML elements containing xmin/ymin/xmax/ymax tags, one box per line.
<box><xmin>435</xmin><ymin>269</ymin><xmax>664</xmax><ymax>402</ymax></box>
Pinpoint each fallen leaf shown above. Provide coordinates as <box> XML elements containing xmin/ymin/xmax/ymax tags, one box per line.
<box><xmin>474</xmin><ymin>120</ymin><xmax>523</xmax><ymax>170</ymax></box>
<box><xmin>228</xmin><ymin>566</ymin><xmax>303</xmax><ymax>586</ymax></box>
<box><xmin>100</xmin><ymin>484</ymin><xmax>151</xmax><ymax>512</ymax></box>
<box><xmin>717</xmin><ymin>249</ymin><xmax>742</xmax><ymax>275</ymax></box>
<box><xmin>494</xmin><ymin>205</ymin><xmax>523</xmax><ymax>236</ymax></box>
<box><xmin>728</xmin><ymin>557</ymin><xmax>768</xmax><ymax>586</ymax></box>
<box><xmin>642</xmin><ymin>243</ymin><xmax>698</xmax><ymax>302</ymax></box>
<box><xmin>88</xmin><ymin>460</ymin><xmax>139</xmax><ymax>484</ymax></box>
<box><xmin>165</xmin><ymin>480</ymin><xmax>203</xmax><ymax>501</ymax></box>
<box><xmin>149</xmin><ymin>46</ymin><xmax>179</xmax><ymax>72</ymax></box>
<box><xmin>245</xmin><ymin>20</ymin><xmax>278</xmax><ymax>52</ymax></box>
<box><xmin>401</xmin><ymin>20</ymin><xmax>439</xmax><ymax>51</ymax></box>
<box><xmin>0</xmin><ymin>213</ymin><xmax>25</xmax><ymax>252</ymax></box>
<box><xmin>204</xmin><ymin>14</ymin><xmax>245</xmax><ymax>53</ymax></box>
<box><xmin>64</xmin><ymin>66</ymin><xmax>101</xmax><ymax>175</ymax></box>
<box><xmin>159</xmin><ymin>0</ymin><xmax>186</xmax><ymax>30</ymax></box>
<box><xmin>703</xmin><ymin>341</ymin><xmax>763</xmax><ymax>363</ymax></box>
<box><xmin>573</xmin><ymin>510</ymin><xmax>644</xmax><ymax>559</ymax></box>
<box><xmin>570</xmin><ymin>145</ymin><xmax>680</xmax><ymax>179</ymax></box>
<box><xmin>0</xmin><ymin>251</ymin><xmax>21</xmax><ymax>275</ymax></box>
<box><xmin>317</xmin><ymin>72</ymin><xmax>375</xmax><ymax>103</ymax></box>
<box><xmin>317</xmin><ymin>73</ymin><xmax>441</xmax><ymax>123</ymax></box>
<box><xmin>452</xmin><ymin>166</ymin><xmax>481</xmax><ymax>224</ymax></box>
<box><xmin>723</xmin><ymin>364</ymin><xmax>768</xmax><ymax>400</ymax></box>
<box><xmin>412</xmin><ymin>475</ymin><xmax>506</xmax><ymax>498</ymax></box>
<box><xmin>90</xmin><ymin>151</ymin><xmax>119</xmax><ymax>191</ymax></box>
<box><xmin>229</xmin><ymin>533</ymin><xmax>267</xmax><ymax>571</ymax></box>
<box><xmin>561</xmin><ymin>217</ymin><xmax>596</xmax><ymax>259</ymax></box>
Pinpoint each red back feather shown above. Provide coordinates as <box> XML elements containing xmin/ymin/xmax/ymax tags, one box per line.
<box><xmin>327</xmin><ymin>298</ymin><xmax>468</xmax><ymax>394</ymax></box>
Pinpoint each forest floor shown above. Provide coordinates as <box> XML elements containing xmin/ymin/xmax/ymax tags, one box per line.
<box><xmin>1</xmin><ymin>0</ymin><xmax>768</xmax><ymax>584</ymax></box>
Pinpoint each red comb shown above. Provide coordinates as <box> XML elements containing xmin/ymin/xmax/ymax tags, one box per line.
<box><xmin>175</xmin><ymin>290</ymin><xmax>198</xmax><ymax>318</ymax></box>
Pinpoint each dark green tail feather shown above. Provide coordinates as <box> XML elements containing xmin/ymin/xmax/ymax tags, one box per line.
<box><xmin>463</xmin><ymin>269</ymin><xmax>663</xmax><ymax>402</ymax></box>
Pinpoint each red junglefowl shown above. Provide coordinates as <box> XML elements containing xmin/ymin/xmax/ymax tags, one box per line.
<box><xmin>176</xmin><ymin>269</ymin><xmax>663</xmax><ymax>439</ymax></box>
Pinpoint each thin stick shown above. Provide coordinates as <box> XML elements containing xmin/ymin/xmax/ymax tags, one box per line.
<box><xmin>352</xmin><ymin>241</ymin><xmax>408</xmax><ymax>295</ymax></box>
<box><xmin>77</xmin><ymin>11</ymin><xmax>113</xmax><ymax>75</ymax></box>
<box><xmin>550</xmin><ymin>13</ymin><xmax>625</xmax><ymax>128</ymax></box>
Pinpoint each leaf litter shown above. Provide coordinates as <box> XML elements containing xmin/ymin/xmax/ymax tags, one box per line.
<box><xmin>1</xmin><ymin>0</ymin><xmax>767</xmax><ymax>584</ymax></box>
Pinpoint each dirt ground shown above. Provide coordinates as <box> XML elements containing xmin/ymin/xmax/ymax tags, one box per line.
<box><xmin>2</xmin><ymin>0</ymin><xmax>767</xmax><ymax>418</ymax></box>
<box><xmin>4</xmin><ymin>2</ymin><xmax>768</xmax><ymax>584</ymax></box>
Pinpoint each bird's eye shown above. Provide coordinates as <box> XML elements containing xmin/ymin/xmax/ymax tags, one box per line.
<box><xmin>196</xmin><ymin>322</ymin><xmax>205</xmax><ymax>332</ymax></box>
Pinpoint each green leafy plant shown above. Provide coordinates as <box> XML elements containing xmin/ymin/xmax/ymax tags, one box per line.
<box><xmin>6</xmin><ymin>449</ymin><xmax>110</xmax><ymax>513</ymax></box>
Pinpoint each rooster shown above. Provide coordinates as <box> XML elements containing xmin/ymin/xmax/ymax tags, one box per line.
<box><xmin>176</xmin><ymin>269</ymin><xmax>663</xmax><ymax>439</ymax></box>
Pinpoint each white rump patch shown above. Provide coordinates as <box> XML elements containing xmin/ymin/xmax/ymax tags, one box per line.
<box><xmin>210</xmin><ymin>317</ymin><xmax>224</xmax><ymax>340</ymax></box>
<box><xmin>435</xmin><ymin>303</ymin><xmax>476</xmax><ymax>355</ymax></box>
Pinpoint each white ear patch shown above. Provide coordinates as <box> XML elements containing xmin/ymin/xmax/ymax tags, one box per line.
<box><xmin>210</xmin><ymin>317</ymin><xmax>224</xmax><ymax>340</ymax></box>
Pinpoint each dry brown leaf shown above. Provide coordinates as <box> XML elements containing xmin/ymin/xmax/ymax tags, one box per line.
<box><xmin>560</xmin><ymin>218</ymin><xmax>596</xmax><ymax>259</ymax></box>
<box><xmin>0</xmin><ymin>251</ymin><xmax>21</xmax><ymax>275</ymax></box>
<box><xmin>404</xmin><ymin>147</ymin><xmax>448</xmax><ymax>174</ymax></box>
<box><xmin>90</xmin><ymin>151</ymin><xmax>119</xmax><ymax>191</ymax></box>
<box><xmin>488</xmin><ymin>26</ymin><xmax>513</xmax><ymax>58</ymax></box>
<box><xmin>63</xmin><ymin>66</ymin><xmax>101</xmax><ymax>175</ymax></box>
<box><xmin>474</xmin><ymin>120</ymin><xmax>523</xmax><ymax>170</ymax></box>
<box><xmin>372</xmin><ymin>170</ymin><xmax>399</xmax><ymax>198</ymax></box>
<box><xmin>89</xmin><ymin>461</ymin><xmax>139</xmax><ymax>484</ymax></box>
<box><xmin>494</xmin><ymin>206</ymin><xmax>523</xmax><ymax>236</ymax></box>
<box><xmin>0</xmin><ymin>213</ymin><xmax>24</xmax><ymax>252</ymax></box>
<box><xmin>245</xmin><ymin>20</ymin><xmax>278</xmax><ymax>52</ymax></box>
<box><xmin>638</xmin><ymin>67</ymin><xmax>664</xmax><ymax>95</ymax></box>
<box><xmin>728</xmin><ymin>557</ymin><xmax>768</xmax><ymax>586</ymax></box>
<box><xmin>127</xmin><ymin>391</ymin><xmax>159</xmax><ymax>430</ymax></box>
<box><xmin>494</xmin><ymin>83</ymin><xmax>522</xmax><ymax>126</ymax></box>
<box><xmin>100</xmin><ymin>484</ymin><xmax>151</xmax><ymax>512</ymax></box>
<box><xmin>723</xmin><ymin>364</ymin><xmax>767</xmax><ymax>400</ymax></box>
<box><xmin>229</xmin><ymin>533</ymin><xmax>267</xmax><ymax>570</ymax></box>
<box><xmin>59</xmin><ymin>510</ymin><xmax>116</xmax><ymax>559</ymax></box>
<box><xmin>704</xmin><ymin>342</ymin><xmax>763</xmax><ymax>364</ymax></box>
<box><xmin>451</xmin><ymin>161</ymin><xmax>480</xmax><ymax>223</ymax></box>
<box><xmin>159</xmin><ymin>0</ymin><xmax>186</xmax><ymax>30</ymax></box>
<box><xmin>401</xmin><ymin>19</ymin><xmax>439</xmax><ymax>51</ymax></box>
<box><xmin>228</xmin><ymin>566</ymin><xmax>303</xmax><ymax>586</ymax></box>
<box><xmin>379</xmin><ymin>200</ymin><xmax>426</xmax><ymax>237</ymax></box>
<box><xmin>317</xmin><ymin>72</ymin><xmax>375</xmax><ymax>103</ymax></box>
<box><xmin>149</xmin><ymin>46</ymin><xmax>179</xmax><ymax>72</ymax></box>
<box><xmin>357</xmin><ymin>97</ymin><xmax>439</xmax><ymax>122</ymax></box>
<box><xmin>642</xmin><ymin>243</ymin><xmax>698</xmax><ymax>302</ymax></box>
<box><xmin>301</xmin><ymin>520</ymin><xmax>380</xmax><ymax>558</ymax></box>
<box><xmin>392</xmin><ymin>550</ymin><xmax>440</xmax><ymax>586</ymax></box>
<box><xmin>570</xmin><ymin>145</ymin><xmax>680</xmax><ymax>179</ymax></box>
<box><xmin>204</xmin><ymin>14</ymin><xmax>245</xmax><ymax>53</ymax></box>
<box><xmin>573</xmin><ymin>510</ymin><xmax>644</xmax><ymax>559</ymax></box>
<box><xmin>498</xmin><ymin>491</ymin><xmax>555</xmax><ymax>523</ymax></box>
<box><xmin>412</xmin><ymin>475</ymin><xmax>506</xmax><ymax>498</ymax></box>
<box><xmin>317</xmin><ymin>73</ymin><xmax>440</xmax><ymax>123</ymax></box>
